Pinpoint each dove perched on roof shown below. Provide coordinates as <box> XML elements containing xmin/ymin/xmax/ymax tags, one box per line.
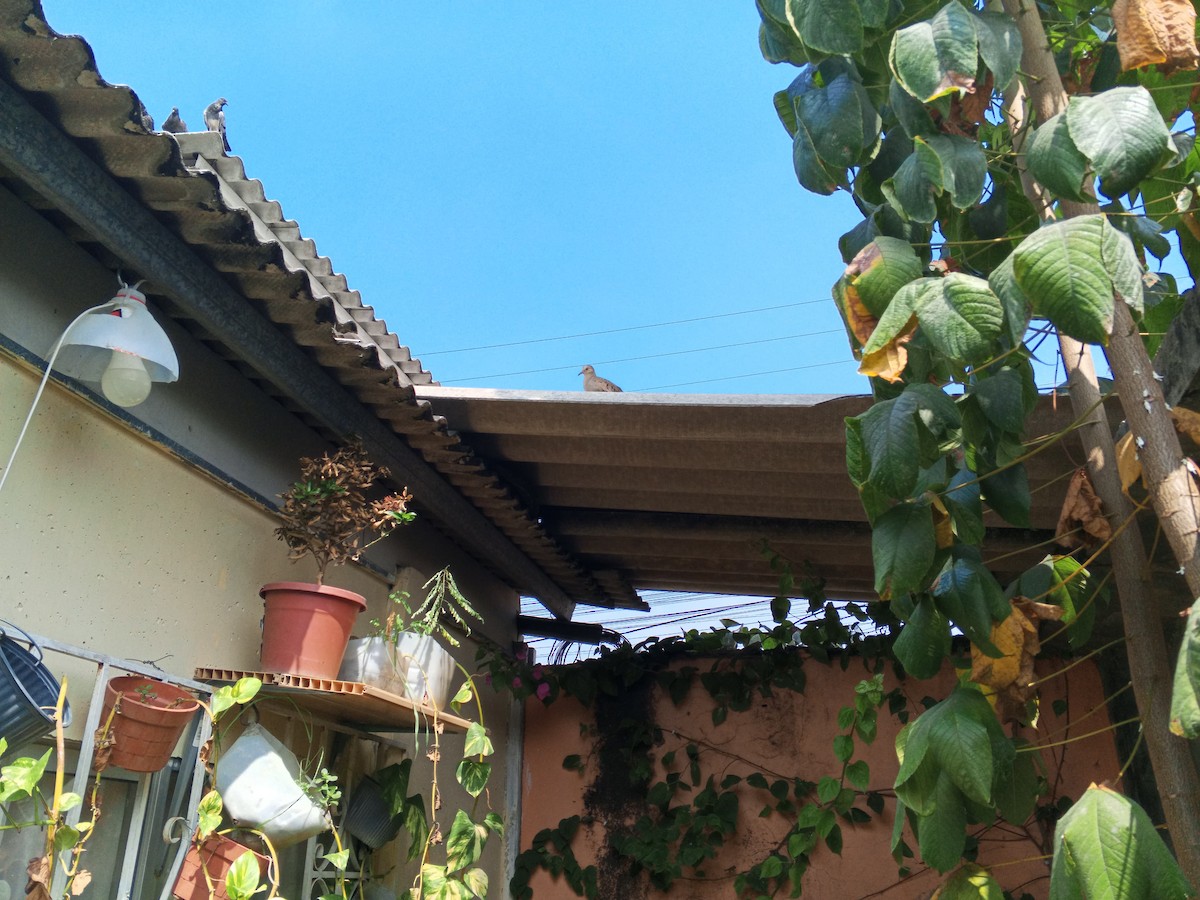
<box><xmin>162</xmin><ymin>107</ymin><xmax>187</xmax><ymax>133</ymax></box>
<box><xmin>136</xmin><ymin>100</ymin><xmax>154</xmax><ymax>132</ymax></box>
<box><xmin>204</xmin><ymin>97</ymin><xmax>229</xmax><ymax>151</ymax></box>
<box><xmin>580</xmin><ymin>365</ymin><xmax>622</xmax><ymax>392</ymax></box>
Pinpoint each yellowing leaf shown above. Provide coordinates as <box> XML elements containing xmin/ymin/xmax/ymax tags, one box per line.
<box><xmin>859</xmin><ymin>314</ymin><xmax>917</xmax><ymax>382</ymax></box>
<box><xmin>1056</xmin><ymin>468</ymin><xmax>1112</xmax><ymax>550</ymax></box>
<box><xmin>932</xmin><ymin>862</ymin><xmax>1005</xmax><ymax>899</ymax></box>
<box><xmin>1115</xmin><ymin>431</ymin><xmax>1144</xmax><ymax>496</ymax></box>
<box><xmin>931</xmin><ymin>494</ymin><xmax>955</xmax><ymax>549</ymax></box>
<box><xmin>971</xmin><ymin>597</ymin><xmax>1063</xmax><ymax>724</ymax></box>
<box><xmin>842</xmin><ymin>283</ymin><xmax>880</xmax><ymax>350</ymax></box>
<box><xmin>1112</xmin><ymin>0</ymin><xmax>1199</xmax><ymax>74</ymax></box>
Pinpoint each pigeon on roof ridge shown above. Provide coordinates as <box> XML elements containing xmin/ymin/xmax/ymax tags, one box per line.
<box><xmin>162</xmin><ymin>107</ymin><xmax>186</xmax><ymax>133</ymax></box>
<box><xmin>580</xmin><ymin>365</ymin><xmax>622</xmax><ymax>392</ymax></box>
<box><xmin>204</xmin><ymin>97</ymin><xmax>230</xmax><ymax>151</ymax></box>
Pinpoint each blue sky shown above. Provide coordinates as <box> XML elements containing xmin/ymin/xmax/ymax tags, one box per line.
<box><xmin>43</xmin><ymin>3</ymin><xmax>868</xmax><ymax>395</ymax></box>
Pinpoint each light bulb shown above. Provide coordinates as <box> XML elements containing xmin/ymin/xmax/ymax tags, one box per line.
<box><xmin>100</xmin><ymin>350</ymin><xmax>152</xmax><ymax>407</ymax></box>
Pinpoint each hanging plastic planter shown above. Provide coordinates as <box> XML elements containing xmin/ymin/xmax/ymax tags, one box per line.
<box><xmin>0</xmin><ymin>623</ymin><xmax>70</xmax><ymax>760</ymax></box>
<box><xmin>342</xmin><ymin>775</ymin><xmax>403</xmax><ymax>849</ymax></box>
<box><xmin>98</xmin><ymin>676</ymin><xmax>199</xmax><ymax>773</ymax></box>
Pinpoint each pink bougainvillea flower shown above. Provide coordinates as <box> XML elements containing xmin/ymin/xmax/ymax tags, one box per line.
<box><xmin>536</xmin><ymin>682</ymin><xmax>551</xmax><ymax>701</ymax></box>
<box><xmin>512</xmin><ymin>677</ymin><xmax>523</xmax><ymax>690</ymax></box>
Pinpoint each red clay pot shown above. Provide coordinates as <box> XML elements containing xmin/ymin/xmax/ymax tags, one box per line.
<box><xmin>99</xmin><ymin>676</ymin><xmax>200</xmax><ymax>773</ymax></box>
<box><xmin>259</xmin><ymin>582</ymin><xmax>366</xmax><ymax>679</ymax></box>
<box><xmin>172</xmin><ymin>833</ymin><xmax>269</xmax><ymax>900</ymax></box>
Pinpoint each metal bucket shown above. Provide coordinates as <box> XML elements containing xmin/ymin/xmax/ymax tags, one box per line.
<box><xmin>0</xmin><ymin>622</ymin><xmax>70</xmax><ymax>760</ymax></box>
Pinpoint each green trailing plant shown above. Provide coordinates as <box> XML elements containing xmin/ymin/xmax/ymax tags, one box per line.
<box><xmin>275</xmin><ymin>439</ymin><xmax>416</xmax><ymax>586</ymax></box>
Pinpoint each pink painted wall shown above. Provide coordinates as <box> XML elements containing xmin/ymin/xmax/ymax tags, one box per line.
<box><xmin>521</xmin><ymin>655</ymin><xmax>1121</xmax><ymax>899</ymax></box>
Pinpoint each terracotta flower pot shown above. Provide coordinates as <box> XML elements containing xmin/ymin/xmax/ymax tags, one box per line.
<box><xmin>99</xmin><ymin>676</ymin><xmax>200</xmax><ymax>773</ymax></box>
<box><xmin>172</xmin><ymin>833</ymin><xmax>269</xmax><ymax>900</ymax></box>
<box><xmin>259</xmin><ymin>582</ymin><xmax>366</xmax><ymax>679</ymax></box>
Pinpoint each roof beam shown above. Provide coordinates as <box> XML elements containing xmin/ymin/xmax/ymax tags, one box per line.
<box><xmin>0</xmin><ymin>77</ymin><xmax>577</xmax><ymax>619</ymax></box>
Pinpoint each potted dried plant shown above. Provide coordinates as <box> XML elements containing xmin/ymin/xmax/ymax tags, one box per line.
<box><xmin>260</xmin><ymin>440</ymin><xmax>415</xmax><ymax>678</ymax></box>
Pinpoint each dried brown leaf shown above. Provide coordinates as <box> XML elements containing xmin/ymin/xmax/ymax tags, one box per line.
<box><xmin>1056</xmin><ymin>468</ymin><xmax>1112</xmax><ymax>549</ymax></box>
<box><xmin>971</xmin><ymin>598</ymin><xmax>1063</xmax><ymax>725</ymax></box>
<box><xmin>70</xmin><ymin>871</ymin><xmax>92</xmax><ymax>896</ymax></box>
<box><xmin>1171</xmin><ymin>405</ymin><xmax>1200</xmax><ymax>445</ymax></box>
<box><xmin>1112</xmin><ymin>0</ymin><xmax>1199</xmax><ymax>73</ymax></box>
<box><xmin>25</xmin><ymin>856</ymin><xmax>50</xmax><ymax>900</ymax></box>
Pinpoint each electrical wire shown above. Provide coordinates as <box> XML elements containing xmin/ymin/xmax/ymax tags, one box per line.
<box><xmin>416</xmin><ymin>299</ymin><xmax>832</xmax><ymax>356</ymax></box>
<box><xmin>636</xmin><ymin>359</ymin><xmax>857</xmax><ymax>392</ymax></box>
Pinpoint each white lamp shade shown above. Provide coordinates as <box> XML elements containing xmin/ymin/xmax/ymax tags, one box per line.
<box><xmin>55</xmin><ymin>287</ymin><xmax>179</xmax><ymax>384</ymax></box>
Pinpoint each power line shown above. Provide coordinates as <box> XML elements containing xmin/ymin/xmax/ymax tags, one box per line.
<box><xmin>439</xmin><ymin>329</ymin><xmax>843</xmax><ymax>385</ymax></box>
<box><xmin>417</xmin><ymin>299</ymin><xmax>831</xmax><ymax>356</ymax></box>
<box><xmin>636</xmin><ymin>359</ymin><xmax>857</xmax><ymax>391</ymax></box>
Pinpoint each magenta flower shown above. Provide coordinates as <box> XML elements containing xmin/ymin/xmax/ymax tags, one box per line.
<box><xmin>536</xmin><ymin>682</ymin><xmax>551</xmax><ymax>701</ymax></box>
<box><xmin>512</xmin><ymin>677</ymin><xmax>523</xmax><ymax>690</ymax></box>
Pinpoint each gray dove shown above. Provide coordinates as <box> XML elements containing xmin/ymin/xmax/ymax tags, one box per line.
<box><xmin>204</xmin><ymin>97</ymin><xmax>229</xmax><ymax>151</ymax></box>
<box><xmin>580</xmin><ymin>365</ymin><xmax>622</xmax><ymax>392</ymax></box>
<box><xmin>136</xmin><ymin>100</ymin><xmax>153</xmax><ymax>132</ymax></box>
<box><xmin>162</xmin><ymin>107</ymin><xmax>187</xmax><ymax>133</ymax></box>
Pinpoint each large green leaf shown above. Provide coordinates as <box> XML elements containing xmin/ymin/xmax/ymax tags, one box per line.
<box><xmin>873</xmin><ymin>502</ymin><xmax>937</xmax><ymax>599</ymax></box>
<box><xmin>937</xmin><ymin>863</ymin><xmax>1005</xmax><ymax>899</ymax></box>
<box><xmin>987</xmin><ymin>254</ymin><xmax>1032</xmax><ymax>347</ymax></box>
<box><xmin>924</xmin><ymin>136</ymin><xmax>987</xmax><ymax>210</ymax></box>
<box><xmin>890</xmin><ymin>1</ymin><xmax>978</xmax><ymax>102</ymax></box>
<box><xmin>456</xmin><ymin>759</ymin><xmax>492</xmax><ymax>798</ymax></box>
<box><xmin>883</xmin><ymin>141</ymin><xmax>942</xmax><ymax>223</ymax></box>
<box><xmin>1100</xmin><ymin>217</ymin><xmax>1145</xmax><ymax>315</ymax></box>
<box><xmin>446</xmin><ymin>809</ymin><xmax>488</xmax><ymax>874</ymax></box>
<box><xmin>973</xmin><ymin>12</ymin><xmax>1021</xmax><ymax>90</ymax></box>
<box><xmin>850</xmin><ymin>236</ymin><xmax>925</xmax><ymax>317</ymax></box>
<box><xmin>933</xmin><ymin>554</ymin><xmax>1006</xmax><ymax>656</ymax></box>
<box><xmin>1012</xmin><ymin>216</ymin><xmax>1115</xmax><ymax>345</ymax></box>
<box><xmin>968</xmin><ymin>367</ymin><xmax>1028</xmax><ymax>434</ymax></box>
<box><xmin>1170</xmin><ymin>597</ymin><xmax>1200</xmax><ymax>738</ymax></box>
<box><xmin>894</xmin><ymin>594</ymin><xmax>952</xmax><ymax>678</ymax></box>
<box><xmin>1008</xmin><ymin>555</ymin><xmax>1102</xmax><ymax>650</ymax></box>
<box><xmin>913</xmin><ymin>274</ymin><xmax>1003</xmax><ymax>364</ymax></box>
<box><xmin>793</xmin><ymin>118</ymin><xmax>841</xmax><ymax>195</ymax></box>
<box><xmin>1066</xmin><ymin>87</ymin><xmax>1172</xmax><ymax>200</ymax></box>
<box><xmin>1049</xmin><ymin>786</ymin><xmax>1192</xmax><ymax>900</ymax></box>
<box><xmin>225</xmin><ymin>853</ymin><xmax>264</xmax><ymax>900</ymax></box>
<box><xmin>857</xmin><ymin>394</ymin><xmax>922</xmax><ymax>498</ymax></box>
<box><xmin>1027</xmin><ymin>113</ymin><xmax>1091</xmax><ymax>203</ymax></box>
<box><xmin>896</xmin><ymin>687</ymin><xmax>997</xmax><ymax>807</ymax></box>
<box><xmin>945</xmin><ymin>464</ymin><xmax>984</xmax><ymax>545</ymax></box>
<box><xmin>917</xmin><ymin>774</ymin><xmax>968</xmax><ymax>872</ymax></box>
<box><xmin>786</xmin><ymin>0</ymin><xmax>864</xmax><ymax>55</ymax></box>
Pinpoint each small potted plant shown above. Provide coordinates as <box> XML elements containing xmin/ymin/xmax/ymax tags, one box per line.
<box><xmin>261</xmin><ymin>440</ymin><xmax>416</xmax><ymax>679</ymax></box>
<box><xmin>97</xmin><ymin>675</ymin><xmax>201</xmax><ymax>773</ymax></box>
<box><xmin>393</xmin><ymin>568</ymin><xmax>482</xmax><ymax>710</ymax></box>
<box><xmin>338</xmin><ymin>589</ymin><xmax>412</xmax><ymax>696</ymax></box>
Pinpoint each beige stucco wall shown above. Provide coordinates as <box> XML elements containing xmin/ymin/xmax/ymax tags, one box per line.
<box><xmin>0</xmin><ymin>182</ymin><xmax>521</xmax><ymax>894</ymax></box>
<box><xmin>521</xmin><ymin>655</ymin><xmax>1121</xmax><ymax>899</ymax></box>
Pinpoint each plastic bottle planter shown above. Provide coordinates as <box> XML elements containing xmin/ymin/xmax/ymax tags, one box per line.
<box><xmin>342</xmin><ymin>775</ymin><xmax>403</xmax><ymax>849</ymax></box>
<box><xmin>216</xmin><ymin>722</ymin><xmax>330</xmax><ymax>849</ymax></box>
<box><xmin>395</xmin><ymin>634</ymin><xmax>457</xmax><ymax>710</ymax></box>
<box><xmin>99</xmin><ymin>676</ymin><xmax>199</xmax><ymax>773</ymax></box>
<box><xmin>259</xmin><ymin>582</ymin><xmax>366</xmax><ymax>679</ymax></box>
<box><xmin>172</xmin><ymin>833</ymin><xmax>269</xmax><ymax>900</ymax></box>
<box><xmin>0</xmin><ymin>624</ymin><xmax>70</xmax><ymax>761</ymax></box>
<box><xmin>338</xmin><ymin>637</ymin><xmax>410</xmax><ymax>695</ymax></box>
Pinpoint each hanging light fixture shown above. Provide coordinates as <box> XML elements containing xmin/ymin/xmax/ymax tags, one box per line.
<box><xmin>0</xmin><ymin>282</ymin><xmax>179</xmax><ymax>493</ymax></box>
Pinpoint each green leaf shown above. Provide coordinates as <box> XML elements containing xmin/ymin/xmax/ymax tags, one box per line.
<box><xmin>987</xmin><ymin>254</ymin><xmax>1031</xmax><ymax>347</ymax></box>
<box><xmin>889</xmin><ymin>79</ymin><xmax>938</xmax><ymax>140</ymax></box>
<box><xmin>933</xmin><ymin>555</ymin><xmax>1007</xmax><ymax>656</ymax></box>
<box><xmin>196</xmin><ymin>789</ymin><xmax>223</xmax><ymax>840</ymax></box>
<box><xmin>917</xmin><ymin>774</ymin><xmax>968</xmax><ymax>872</ymax></box>
<box><xmin>994</xmin><ymin>738</ymin><xmax>1038</xmax><ymax>825</ymax></box>
<box><xmin>0</xmin><ymin>749</ymin><xmax>50</xmax><ymax>800</ymax></box>
<box><xmin>895</xmin><ymin>594</ymin><xmax>952</xmax><ymax>680</ymax></box>
<box><xmin>1027</xmin><ymin>113</ymin><xmax>1091</xmax><ymax>203</ymax></box>
<box><xmin>846</xmin><ymin>760</ymin><xmax>871</xmax><ymax>790</ymax></box>
<box><xmin>484</xmin><ymin>811</ymin><xmax>505</xmax><ymax>836</ymax></box>
<box><xmin>937</xmin><ymin>863</ymin><xmax>1005</xmax><ymax>899</ymax></box>
<box><xmin>463</xmin><ymin>868</ymin><xmax>489</xmax><ymax>897</ymax></box>
<box><xmin>1100</xmin><ymin>215</ymin><xmax>1145</xmax><ymax>315</ymax></box>
<box><xmin>883</xmin><ymin>143</ymin><xmax>941</xmax><ymax>223</ymax></box>
<box><xmin>1067</xmin><ymin>87</ymin><xmax>1172</xmax><ymax>200</ymax></box>
<box><xmin>968</xmin><ymin>368</ymin><xmax>1028</xmax><ymax>434</ymax></box>
<box><xmin>1012</xmin><ymin>216</ymin><xmax>1115</xmax><ymax>345</ymax></box>
<box><xmin>873</xmin><ymin>503</ymin><xmax>937</xmax><ymax>599</ymax></box>
<box><xmin>451</xmin><ymin>682</ymin><xmax>474</xmax><ymax>706</ymax></box>
<box><xmin>786</xmin><ymin>0</ymin><xmax>864</xmax><ymax>55</ymax></box>
<box><xmin>446</xmin><ymin>809</ymin><xmax>488</xmax><ymax>873</ymax></box>
<box><xmin>944</xmin><ymin>464</ymin><xmax>984</xmax><ymax>545</ymax></box>
<box><xmin>790</xmin><ymin>62</ymin><xmax>879</xmax><ymax>172</ymax></box>
<box><xmin>53</xmin><ymin>823</ymin><xmax>80</xmax><ymax>853</ymax></box>
<box><xmin>833</xmin><ymin>734</ymin><xmax>854</xmax><ymax>763</ymax></box>
<box><xmin>818</xmin><ymin>776</ymin><xmax>841</xmax><ymax>803</ymax></box>
<box><xmin>1009</xmin><ymin>555</ymin><xmax>1102</xmax><ymax>650</ymax></box>
<box><xmin>973</xmin><ymin>12</ymin><xmax>1021</xmax><ymax>90</ymax></box>
<box><xmin>324</xmin><ymin>848</ymin><xmax>349</xmax><ymax>869</ymax></box>
<box><xmin>924</xmin><ymin>136</ymin><xmax>987</xmax><ymax>211</ymax></box>
<box><xmin>456</xmin><ymin>759</ymin><xmax>493</xmax><ymax>798</ymax></box>
<box><xmin>889</xmin><ymin>1</ymin><xmax>979</xmax><ymax>103</ymax></box>
<box><xmin>792</xmin><ymin>118</ymin><xmax>841</xmax><ymax>195</ymax></box>
<box><xmin>1170</xmin><ymin>597</ymin><xmax>1200</xmax><ymax>738</ymax></box>
<box><xmin>978</xmin><ymin>461</ymin><xmax>1030</xmax><ymax>527</ymax></box>
<box><xmin>225</xmin><ymin>851</ymin><xmax>264</xmax><ymax>900</ymax></box>
<box><xmin>848</xmin><ymin>236</ymin><xmax>925</xmax><ymax>317</ymax></box>
<box><xmin>1049</xmin><ymin>786</ymin><xmax>1192</xmax><ymax>900</ymax></box>
<box><xmin>913</xmin><ymin>274</ymin><xmax>1003</xmax><ymax>365</ymax></box>
<box><xmin>464</xmin><ymin>721</ymin><xmax>494</xmax><ymax>758</ymax></box>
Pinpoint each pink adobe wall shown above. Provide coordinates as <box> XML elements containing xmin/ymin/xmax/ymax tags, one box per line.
<box><xmin>520</xmin><ymin>655</ymin><xmax>1121</xmax><ymax>900</ymax></box>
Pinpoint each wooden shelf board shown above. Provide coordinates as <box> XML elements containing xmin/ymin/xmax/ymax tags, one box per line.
<box><xmin>195</xmin><ymin>667</ymin><xmax>472</xmax><ymax>733</ymax></box>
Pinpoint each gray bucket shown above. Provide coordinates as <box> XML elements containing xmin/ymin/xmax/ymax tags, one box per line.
<box><xmin>0</xmin><ymin>623</ymin><xmax>69</xmax><ymax>760</ymax></box>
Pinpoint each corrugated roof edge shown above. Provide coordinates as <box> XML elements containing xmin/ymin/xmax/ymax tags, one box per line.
<box><xmin>0</xmin><ymin>0</ymin><xmax>637</xmax><ymax>610</ymax></box>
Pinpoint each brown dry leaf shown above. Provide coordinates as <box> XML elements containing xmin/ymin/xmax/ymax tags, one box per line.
<box><xmin>930</xmin><ymin>494</ymin><xmax>955</xmax><ymax>549</ymax></box>
<box><xmin>1056</xmin><ymin>468</ymin><xmax>1112</xmax><ymax>550</ymax></box>
<box><xmin>858</xmin><ymin>314</ymin><xmax>918</xmax><ymax>383</ymax></box>
<box><xmin>1115</xmin><ymin>431</ymin><xmax>1144</xmax><ymax>496</ymax></box>
<box><xmin>70</xmin><ymin>871</ymin><xmax>92</xmax><ymax>896</ymax></box>
<box><xmin>25</xmin><ymin>856</ymin><xmax>50</xmax><ymax>900</ymax></box>
<box><xmin>1171</xmin><ymin>406</ymin><xmax>1200</xmax><ymax>444</ymax></box>
<box><xmin>839</xmin><ymin>242</ymin><xmax>885</xmax><ymax>349</ymax></box>
<box><xmin>971</xmin><ymin>598</ymin><xmax>1064</xmax><ymax>724</ymax></box>
<box><xmin>1112</xmin><ymin>0</ymin><xmax>1199</xmax><ymax>73</ymax></box>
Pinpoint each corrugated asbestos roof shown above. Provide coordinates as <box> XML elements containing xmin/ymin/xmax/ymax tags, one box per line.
<box><xmin>0</xmin><ymin>0</ymin><xmax>636</xmax><ymax>610</ymax></box>
<box><xmin>416</xmin><ymin>387</ymin><xmax>1081</xmax><ymax>600</ymax></box>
